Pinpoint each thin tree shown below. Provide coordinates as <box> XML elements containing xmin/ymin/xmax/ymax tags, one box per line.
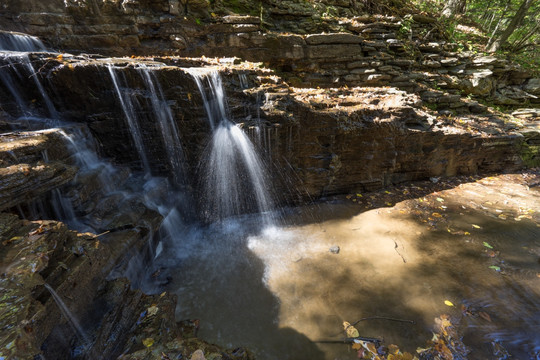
<box><xmin>442</xmin><ymin>0</ymin><xmax>467</xmax><ymax>18</ymax></box>
<box><xmin>487</xmin><ymin>0</ymin><xmax>535</xmax><ymax>52</ymax></box>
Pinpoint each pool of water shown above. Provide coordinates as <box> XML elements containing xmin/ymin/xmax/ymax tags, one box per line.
<box><xmin>152</xmin><ymin>174</ymin><xmax>540</xmax><ymax>359</ymax></box>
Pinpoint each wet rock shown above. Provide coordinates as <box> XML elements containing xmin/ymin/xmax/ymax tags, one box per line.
<box><xmin>0</xmin><ymin>162</ymin><xmax>77</xmax><ymax>211</ymax></box>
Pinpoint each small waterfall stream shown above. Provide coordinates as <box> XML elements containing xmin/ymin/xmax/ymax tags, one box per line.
<box><xmin>187</xmin><ymin>68</ymin><xmax>275</xmax><ymax>224</ymax></box>
<box><xmin>43</xmin><ymin>284</ymin><xmax>91</xmax><ymax>348</ymax></box>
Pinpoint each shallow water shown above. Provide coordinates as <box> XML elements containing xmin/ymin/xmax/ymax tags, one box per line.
<box><xmin>158</xmin><ymin>175</ymin><xmax>540</xmax><ymax>359</ymax></box>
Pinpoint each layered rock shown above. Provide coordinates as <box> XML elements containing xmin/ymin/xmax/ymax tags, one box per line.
<box><xmin>0</xmin><ymin>212</ymin><xmax>251</xmax><ymax>359</ymax></box>
<box><xmin>0</xmin><ymin>129</ymin><xmax>76</xmax><ymax>211</ymax></box>
<box><xmin>1</xmin><ymin>53</ymin><xmax>534</xmax><ymax>204</ymax></box>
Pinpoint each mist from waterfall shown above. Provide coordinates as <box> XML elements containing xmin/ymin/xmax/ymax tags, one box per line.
<box><xmin>187</xmin><ymin>68</ymin><xmax>275</xmax><ymax>224</ymax></box>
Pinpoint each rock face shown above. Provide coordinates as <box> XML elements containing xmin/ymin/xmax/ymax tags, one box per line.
<box><xmin>0</xmin><ymin>53</ymin><xmax>533</xmax><ymax>204</ymax></box>
<box><xmin>0</xmin><ymin>1</ymin><xmax>538</xmax><ymax>109</ymax></box>
<box><xmin>0</xmin><ymin>130</ymin><xmax>76</xmax><ymax>211</ymax></box>
<box><xmin>0</xmin><ymin>212</ymin><xmax>251</xmax><ymax>359</ymax></box>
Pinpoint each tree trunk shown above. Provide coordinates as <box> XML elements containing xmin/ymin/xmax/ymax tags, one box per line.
<box><xmin>441</xmin><ymin>0</ymin><xmax>467</xmax><ymax>17</ymax></box>
<box><xmin>487</xmin><ymin>0</ymin><xmax>535</xmax><ymax>52</ymax></box>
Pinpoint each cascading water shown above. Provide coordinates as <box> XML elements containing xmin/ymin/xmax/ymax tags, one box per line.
<box><xmin>138</xmin><ymin>65</ymin><xmax>186</xmax><ymax>186</ymax></box>
<box><xmin>0</xmin><ymin>31</ymin><xmax>47</xmax><ymax>52</ymax></box>
<box><xmin>187</xmin><ymin>68</ymin><xmax>275</xmax><ymax>223</ymax></box>
<box><xmin>107</xmin><ymin>65</ymin><xmax>151</xmax><ymax>174</ymax></box>
<box><xmin>43</xmin><ymin>284</ymin><xmax>91</xmax><ymax>348</ymax></box>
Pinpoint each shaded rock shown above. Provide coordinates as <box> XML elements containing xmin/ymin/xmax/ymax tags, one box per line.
<box><xmin>305</xmin><ymin>33</ymin><xmax>363</xmax><ymax>45</ymax></box>
<box><xmin>523</xmin><ymin>78</ymin><xmax>540</xmax><ymax>96</ymax></box>
<box><xmin>412</xmin><ymin>14</ymin><xmax>437</xmax><ymax>23</ymax></box>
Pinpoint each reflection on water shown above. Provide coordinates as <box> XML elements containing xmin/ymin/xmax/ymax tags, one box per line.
<box><xmin>157</xmin><ymin>177</ymin><xmax>540</xmax><ymax>360</ymax></box>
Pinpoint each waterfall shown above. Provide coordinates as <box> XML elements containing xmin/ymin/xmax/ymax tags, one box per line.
<box><xmin>0</xmin><ymin>53</ymin><xmax>58</xmax><ymax>120</ymax></box>
<box><xmin>138</xmin><ymin>66</ymin><xmax>186</xmax><ymax>186</ymax></box>
<box><xmin>187</xmin><ymin>68</ymin><xmax>274</xmax><ymax>223</ymax></box>
<box><xmin>43</xmin><ymin>284</ymin><xmax>91</xmax><ymax>347</ymax></box>
<box><xmin>0</xmin><ymin>31</ymin><xmax>47</xmax><ymax>52</ymax></box>
<box><xmin>107</xmin><ymin>65</ymin><xmax>152</xmax><ymax>174</ymax></box>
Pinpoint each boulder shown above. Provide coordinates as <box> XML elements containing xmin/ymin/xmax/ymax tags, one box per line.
<box><xmin>524</xmin><ymin>78</ymin><xmax>540</xmax><ymax>95</ymax></box>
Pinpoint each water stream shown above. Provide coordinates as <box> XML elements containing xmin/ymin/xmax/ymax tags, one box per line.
<box><xmin>187</xmin><ymin>68</ymin><xmax>275</xmax><ymax>224</ymax></box>
<box><xmin>43</xmin><ymin>284</ymin><xmax>91</xmax><ymax>348</ymax></box>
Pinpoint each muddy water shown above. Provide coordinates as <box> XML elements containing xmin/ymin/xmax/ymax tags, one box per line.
<box><xmin>165</xmin><ymin>173</ymin><xmax>540</xmax><ymax>360</ymax></box>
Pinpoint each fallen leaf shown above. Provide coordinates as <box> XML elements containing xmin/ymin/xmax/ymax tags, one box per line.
<box><xmin>489</xmin><ymin>265</ymin><xmax>501</xmax><ymax>272</ymax></box>
<box><xmin>352</xmin><ymin>342</ymin><xmax>362</xmax><ymax>350</ymax></box>
<box><xmin>402</xmin><ymin>352</ymin><xmax>413</xmax><ymax>360</ymax></box>
<box><xmin>343</xmin><ymin>321</ymin><xmax>359</xmax><ymax>338</ymax></box>
<box><xmin>147</xmin><ymin>305</ymin><xmax>159</xmax><ymax>316</ymax></box>
<box><xmin>483</xmin><ymin>242</ymin><xmax>493</xmax><ymax>249</ymax></box>
<box><xmin>478</xmin><ymin>311</ymin><xmax>492</xmax><ymax>322</ymax></box>
<box><xmin>472</xmin><ymin>224</ymin><xmax>481</xmax><ymax>229</ymax></box>
<box><xmin>432</xmin><ymin>212</ymin><xmax>442</xmax><ymax>218</ymax></box>
<box><xmin>436</xmin><ymin>197</ymin><xmax>444</xmax><ymax>202</ymax></box>
<box><xmin>365</xmin><ymin>341</ymin><xmax>378</xmax><ymax>355</ymax></box>
<box><xmin>444</xmin><ymin>300</ymin><xmax>455</xmax><ymax>307</ymax></box>
<box><xmin>142</xmin><ymin>338</ymin><xmax>154</xmax><ymax>347</ymax></box>
<box><xmin>190</xmin><ymin>350</ymin><xmax>206</xmax><ymax>360</ymax></box>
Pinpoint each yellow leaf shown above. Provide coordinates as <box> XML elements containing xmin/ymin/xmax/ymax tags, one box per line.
<box><xmin>464</xmin><ymin>231</ymin><xmax>470</xmax><ymax>235</ymax></box>
<box><xmin>356</xmin><ymin>193</ymin><xmax>363</xmax><ymax>197</ymax></box>
<box><xmin>147</xmin><ymin>305</ymin><xmax>159</xmax><ymax>316</ymax></box>
<box><xmin>388</xmin><ymin>344</ymin><xmax>400</xmax><ymax>355</ymax></box>
<box><xmin>402</xmin><ymin>353</ymin><xmax>413</xmax><ymax>360</ymax></box>
<box><xmin>444</xmin><ymin>300</ymin><xmax>454</xmax><ymax>307</ymax></box>
<box><xmin>436</xmin><ymin>197</ymin><xmax>444</xmax><ymax>202</ymax></box>
<box><xmin>343</xmin><ymin>321</ymin><xmax>360</xmax><ymax>338</ymax></box>
<box><xmin>352</xmin><ymin>343</ymin><xmax>362</xmax><ymax>350</ymax></box>
<box><xmin>56</xmin><ymin>54</ymin><xmax>63</xmax><ymax>60</ymax></box>
<box><xmin>432</xmin><ymin>212</ymin><xmax>442</xmax><ymax>218</ymax></box>
<box><xmin>366</xmin><ymin>342</ymin><xmax>378</xmax><ymax>355</ymax></box>
<box><xmin>187</xmin><ymin>92</ymin><xmax>192</xmax><ymax>101</ymax></box>
<box><xmin>142</xmin><ymin>338</ymin><xmax>154</xmax><ymax>347</ymax></box>
<box><xmin>472</xmin><ymin>224</ymin><xmax>481</xmax><ymax>229</ymax></box>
